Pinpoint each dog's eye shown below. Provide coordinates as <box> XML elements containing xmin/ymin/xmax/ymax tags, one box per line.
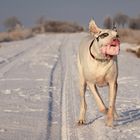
<box><xmin>99</xmin><ymin>33</ymin><xmax>109</xmax><ymax>39</ymax></box>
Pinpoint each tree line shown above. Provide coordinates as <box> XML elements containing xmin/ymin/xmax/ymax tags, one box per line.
<box><xmin>103</xmin><ymin>12</ymin><xmax>140</xmax><ymax>29</ymax></box>
<box><xmin>1</xmin><ymin>16</ymin><xmax>83</xmax><ymax>33</ymax></box>
<box><xmin>1</xmin><ymin>13</ymin><xmax>140</xmax><ymax>32</ymax></box>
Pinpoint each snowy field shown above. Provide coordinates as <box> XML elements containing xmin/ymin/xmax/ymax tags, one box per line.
<box><xmin>0</xmin><ymin>33</ymin><xmax>140</xmax><ymax>140</ymax></box>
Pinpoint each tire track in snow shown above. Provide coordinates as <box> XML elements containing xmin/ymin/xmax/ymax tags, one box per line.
<box><xmin>46</xmin><ymin>36</ymin><xmax>65</xmax><ymax>140</ymax></box>
<box><xmin>46</xmin><ymin>48</ymin><xmax>61</xmax><ymax>140</ymax></box>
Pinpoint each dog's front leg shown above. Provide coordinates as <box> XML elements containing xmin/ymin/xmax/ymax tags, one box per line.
<box><xmin>87</xmin><ymin>82</ymin><xmax>107</xmax><ymax>114</ymax></box>
<box><xmin>106</xmin><ymin>82</ymin><xmax>117</xmax><ymax>127</ymax></box>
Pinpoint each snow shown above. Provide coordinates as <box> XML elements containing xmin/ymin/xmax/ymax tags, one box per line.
<box><xmin>0</xmin><ymin>33</ymin><xmax>140</xmax><ymax>140</ymax></box>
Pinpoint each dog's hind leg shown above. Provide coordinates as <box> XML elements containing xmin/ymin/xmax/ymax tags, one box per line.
<box><xmin>87</xmin><ymin>82</ymin><xmax>108</xmax><ymax>114</ymax></box>
<box><xmin>77</xmin><ymin>59</ymin><xmax>87</xmax><ymax>125</ymax></box>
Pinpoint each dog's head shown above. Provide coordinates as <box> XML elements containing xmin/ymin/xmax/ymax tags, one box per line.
<box><xmin>89</xmin><ymin>19</ymin><xmax>120</xmax><ymax>59</ymax></box>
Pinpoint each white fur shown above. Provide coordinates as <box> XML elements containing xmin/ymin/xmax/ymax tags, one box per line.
<box><xmin>78</xmin><ymin>19</ymin><xmax>119</xmax><ymax>127</ymax></box>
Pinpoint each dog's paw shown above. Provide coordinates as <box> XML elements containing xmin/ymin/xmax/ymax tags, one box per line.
<box><xmin>105</xmin><ymin>121</ymin><xmax>114</xmax><ymax>128</ymax></box>
<box><xmin>77</xmin><ymin>120</ymin><xmax>86</xmax><ymax>125</ymax></box>
<box><xmin>114</xmin><ymin>112</ymin><xmax>119</xmax><ymax>120</ymax></box>
<box><xmin>105</xmin><ymin>117</ymin><xmax>114</xmax><ymax>128</ymax></box>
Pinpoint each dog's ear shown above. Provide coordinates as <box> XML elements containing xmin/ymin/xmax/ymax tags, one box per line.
<box><xmin>89</xmin><ymin>19</ymin><xmax>101</xmax><ymax>34</ymax></box>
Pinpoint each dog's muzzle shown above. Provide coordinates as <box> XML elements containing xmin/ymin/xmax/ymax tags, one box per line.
<box><xmin>100</xmin><ymin>39</ymin><xmax>120</xmax><ymax>56</ymax></box>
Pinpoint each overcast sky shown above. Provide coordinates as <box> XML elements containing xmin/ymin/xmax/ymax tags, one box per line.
<box><xmin>0</xmin><ymin>0</ymin><xmax>140</xmax><ymax>30</ymax></box>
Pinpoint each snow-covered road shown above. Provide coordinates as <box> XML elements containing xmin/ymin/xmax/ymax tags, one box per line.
<box><xmin>0</xmin><ymin>33</ymin><xmax>140</xmax><ymax>140</ymax></box>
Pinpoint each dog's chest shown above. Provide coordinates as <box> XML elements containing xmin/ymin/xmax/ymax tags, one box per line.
<box><xmin>85</xmin><ymin>68</ymin><xmax>108</xmax><ymax>86</ymax></box>
<box><xmin>84</xmin><ymin>61</ymin><xmax>115</xmax><ymax>86</ymax></box>
<box><xmin>95</xmin><ymin>75</ymin><xmax>108</xmax><ymax>87</ymax></box>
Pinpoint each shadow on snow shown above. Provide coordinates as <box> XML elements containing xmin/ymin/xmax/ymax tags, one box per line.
<box><xmin>116</xmin><ymin>108</ymin><xmax>140</xmax><ymax>126</ymax></box>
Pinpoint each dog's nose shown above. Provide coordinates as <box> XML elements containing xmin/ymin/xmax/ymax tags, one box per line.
<box><xmin>116</xmin><ymin>34</ymin><xmax>119</xmax><ymax>38</ymax></box>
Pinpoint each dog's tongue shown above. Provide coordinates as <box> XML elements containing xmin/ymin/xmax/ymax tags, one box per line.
<box><xmin>101</xmin><ymin>39</ymin><xmax>120</xmax><ymax>56</ymax></box>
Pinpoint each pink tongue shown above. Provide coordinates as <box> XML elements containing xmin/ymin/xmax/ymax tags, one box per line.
<box><xmin>101</xmin><ymin>39</ymin><xmax>120</xmax><ymax>56</ymax></box>
<box><xmin>101</xmin><ymin>43</ymin><xmax>120</xmax><ymax>56</ymax></box>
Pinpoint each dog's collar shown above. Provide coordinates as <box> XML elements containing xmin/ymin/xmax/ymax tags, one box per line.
<box><xmin>89</xmin><ymin>39</ymin><xmax>110</xmax><ymax>62</ymax></box>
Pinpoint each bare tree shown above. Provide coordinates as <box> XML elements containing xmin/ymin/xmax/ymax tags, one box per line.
<box><xmin>36</xmin><ymin>16</ymin><xmax>46</xmax><ymax>25</ymax></box>
<box><xmin>36</xmin><ymin>16</ymin><xmax>46</xmax><ymax>33</ymax></box>
<box><xmin>103</xmin><ymin>16</ymin><xmax>112</xmax><ymax>29</ymax></box>
<box><xmin>129</xmin><ymin>18</ymin><xmax>140</xmax><ymax>29</ymax></box>
<box><xmin>3</xmin><ymin>16</ymin><xmax>22</xmax><ymax>31</ymax></box>
<box><xmin>113</xmin><ymin>12</ymin><xmax>129</xmax><ymax>28</ymax></box>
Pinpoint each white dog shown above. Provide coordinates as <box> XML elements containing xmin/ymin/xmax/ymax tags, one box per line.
<box><xmin>77</xmin><ymin>19</ymin><xmax>120</xmax><ymax>127</ymax></box>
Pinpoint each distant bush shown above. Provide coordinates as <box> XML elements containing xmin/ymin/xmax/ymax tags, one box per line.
<box><xmin>32</xmin><ymin>20</ymin><xmax>84</xmax><ymax>34</ymax></box>
<box><xmin>0</xmin><ymin>19</ymin><xmax>84</xmax><ymax>42</ymax></box>
<box><xmin>45</xmin><ymin>21</ymin><xmax>84</xmax><ymax>32</ymax></box>
<box><xmin>0</xmin><ymin>32</ymin><xmax>10</xmax><ymax>42</ymax></box>
<box><xmin>118</xmin><ymin>29</ymin><xmax>140</xmax><ymax>44</ymax></box>
<box><xmin>8</xmin><ymin>28</ymin><xmax>33</xmax><ymax>41</ymax></box>
<box><xmin>0</xmin><ymin>28</ymin><xmax>33</xmax><ymax>42</ymax></box>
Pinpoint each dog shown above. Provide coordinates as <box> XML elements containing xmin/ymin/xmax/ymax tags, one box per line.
<box><xmin>77</xmin><ymin>19</ymin><xmax>120</xmax><ymax>127</ymax></box>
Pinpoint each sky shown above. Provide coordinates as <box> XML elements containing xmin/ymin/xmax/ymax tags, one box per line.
<box><xmin>0</xmin><ymin>0</ymin><xmax>140</xmax><ymax>31</ymax></box>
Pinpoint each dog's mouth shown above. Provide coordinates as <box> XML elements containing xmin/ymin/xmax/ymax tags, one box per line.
<box><xmin>100</xmin><ymin>39</ymin><xmax>120</xmax><ymax>58</ymax></box>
